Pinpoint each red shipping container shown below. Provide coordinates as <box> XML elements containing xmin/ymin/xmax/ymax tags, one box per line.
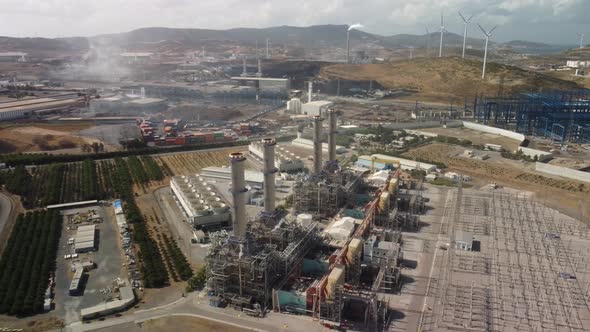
<box><xmin>175</xmin><ymin>137</ymin><xmax>186</xmax><ymax>145</ymax></box>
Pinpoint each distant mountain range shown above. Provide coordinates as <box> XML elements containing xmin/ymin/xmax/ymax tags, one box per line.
<box><xmin>0</xmin><ymin>24</ymin><xmax>570</xmax><ymax>57</ymax></box>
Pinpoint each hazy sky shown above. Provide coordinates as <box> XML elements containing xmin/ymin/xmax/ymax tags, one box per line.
<box><xmin>0</xmin><ymin>0</ymin><xmax>588</xmax><ymax>44</ymax></box>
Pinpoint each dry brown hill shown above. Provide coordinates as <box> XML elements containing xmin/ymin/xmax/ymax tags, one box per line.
<box><xmin>318</xmin><ymin>57</ymin><xmax>579</xmax><ymax>103</ymax></box>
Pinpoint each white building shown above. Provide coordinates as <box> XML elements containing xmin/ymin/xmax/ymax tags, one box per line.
<box><xmin>356</xmin><ymin>154</ymin><xmax>437</xmax><ymax>172</ymax></box>
<box><xmin>301</xmin><ymin>100</ymin><xmax>333</xmax><ymax>117</ymax></box>
<box><xmin>170</xmin><ymin>175</ymin><xmax>231</xmax><ymax>228</ymax></box>
<box><xmin>248</xmin><ymin>142</ymin><xmax>304</xmax><ymax>172</ymax></box>
<box><xmin>455</xmin><ymin>230</ymin><xmax>473</xmax><ymax>251</ymax></box>
<box><xmin>292</xmin><ymin>135</ymin><xmax>347</xmax><ymax>154</ymax></box>
<box><xmin>0</xmin><ymin>52</ymin><xmax>27</xmax><ymax>62</ymax></box>
<box><xmin>120</xmin><ymin>52</ymin><xmax>154</xmax><ymax>64</ymax></box>
<box><xmin>363</xmin><ymin>235</ymin><xmax>399</xmax><ymax>265</ymax></box>
<box><xmin>566</xmin><ymin>60</ymin><xmax>590</xmax><ymax>68</ymax></box>
<box><xmin>287</xmin><ymin>98</ymin><xmax>302</xmax><ymax>114</ymax></box>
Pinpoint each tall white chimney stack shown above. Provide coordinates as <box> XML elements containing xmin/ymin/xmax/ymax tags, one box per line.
<box><xmin>327</xmin><ymin>109</ymin><xmax>337</xmax><ymax>162</ymax></box>
<box><xmin>230</xmin><ymin>152</ymin><xmax>247</xmax><ymax>238</ymax></box>
<box><xmin>261</xmin><ymin>138</ymin><xmax>277</xmax><ymax>212</ymax></box>
<box><xmin>308</xmin><ymin>81</ymin><xmax>313</xmax><ymax>103</ymax></box>
<box><xmin>313</xmin><ymin>115</ymin><xmax>323</xmax><ymax>174</ymax></box>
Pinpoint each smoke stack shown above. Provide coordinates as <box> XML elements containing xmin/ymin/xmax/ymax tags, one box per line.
<box><xmin>327</xmin><ymin>109</ymin><xmax>337</xmax><ymax>162</ymax></box>
<box><xmin>261</xmin><ymin>138</ymin><xmax>277</xmax><ymax>212</ymax></box>
<box><xmin>313</xmin><ymin>115</ymin><xmax>323</xmax><ymax>174</ymax></box>
<box><xmin>257</xmin><ymin>59</ymin><xmax>262</xmax><ymax>77</ymax></box>
<box><xmin>346</xmin><ymin>30</ymin><xmax>350</xmax><ymax>64</ymax></box>
<box><xmin>266</xmin><ymin>38</ymin><xmax>270</xmax><ymax>58</ymax></box>
<box><xmin>308</xmin><ymin>81</ymin><xmax>313</xmax><ymax>103</ymax></box>
<box><xmin>230</xmin><ymin>152</ymin><xmax>247</xmax><ymax>238</ymax></box>
<box><xmin>242</xmin><ymin>57</ymin><xmax>247</xmax><ymax>76</ymax></box>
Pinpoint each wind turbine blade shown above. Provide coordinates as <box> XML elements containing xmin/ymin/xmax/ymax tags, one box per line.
<box><xmin>468</xmin><ymin>14</ymin><xmax>474</xmax><ymax>22</ymax></box>
<box><xmin>489</xmin><ymin>26</ymin><xmax>498</xmax><ymax>35</ymax></box>
<box><xmin>441</xmin><ymin>11</ymin><xmax>444</xmax><ymax>26</ymax></box>
<box><xmin>458</xmin><ymin>11</ymin><xmax>466</xmax><ymax>23</ymax></box>
<box><xmin>478</xmin><ymin>23</ymin><xmax>487</xmax><ymax>35</ymax></box>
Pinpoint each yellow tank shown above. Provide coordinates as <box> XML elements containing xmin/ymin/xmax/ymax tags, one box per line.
<box><xmin>388</xmin><ymin>178</ymin><xmax>398</xmax><ymax>194</ymax></box>
<box><xmin>346</xmin><ymin>238</ymin><xmax>363</xmax><ymax>263</ymax></box>
<box><xmin>326</xmin><ymin>264</ymin><xmax>345</xmax><ymax>299</ymax></box>
<box><xmin>379</xmin><ymin>192</ymin><xmax>390</xmax><ymax>210</ymax></box>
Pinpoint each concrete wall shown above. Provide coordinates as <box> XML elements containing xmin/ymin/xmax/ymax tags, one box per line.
<box><xmin>462</xmin><ymin>121</ymin><xmax>525</xmax><ymax>142</ymax></box>
<box><xmin>462</xmin><ymin>121</ymin><xmax>553</xmax><ymax>159</ymax></box>
<box><xmin>535</xmin><ymin>163</ymin><xmax>590</xmax><ymax>183</ymax></box>
<box><xmin>518</xmin><ymin>146</ymin><xmax>553</xmax><ymax>161</ymax></box>
<box><xmin>383</xmin><ymin>120</ymin><xmax>463</xmax><ymax>131</ymax></box>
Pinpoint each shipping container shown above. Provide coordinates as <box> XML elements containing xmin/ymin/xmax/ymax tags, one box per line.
<box><xmin>175</xmin><ymin>137</ymin><xmax>186</xmax><ymax>145</ymax></box>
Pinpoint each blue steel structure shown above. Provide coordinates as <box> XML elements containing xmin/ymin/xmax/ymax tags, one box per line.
<box><xmin>474</xmin><ymin>90</ymin><xmax>590</xmax><ymax>143</ymax></box>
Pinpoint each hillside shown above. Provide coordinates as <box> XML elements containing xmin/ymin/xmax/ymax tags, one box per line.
<box><xmin>318</xmin><ymin>57</ymin><xmax>579</xmax><ymax>102</ymax></box>
<box><xmin>0</xmin><ymin>25</ymin><xmax>568</xmax><ymax>58</ymax></box>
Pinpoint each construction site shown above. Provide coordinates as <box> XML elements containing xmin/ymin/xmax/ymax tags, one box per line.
<box><xmin>475</xmin><ymin>89</ymin><xmax>590</xmax><ymax>144</ymax></box>
<box><xmin>203</xmin><ymin>109</ymin><xmax>428</xmax><ymax>330</ymax></box>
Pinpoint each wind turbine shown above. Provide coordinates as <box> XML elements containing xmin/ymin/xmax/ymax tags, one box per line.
<box><xmin>347</xmin><ymin>23</ymin><xmax>364</xmax><ymax>64</ymax></box>
<box><xmin>578</xmin><ymin>33</ymin><xmax>585</xmax><ymax>49</ymax></box>
<box><xmin>425</xmin><ymin>27</ymin><xmax>431</xmax><ymax>57</ymax></box>
<box><xmin>478</xmin><ymin>24</ymin><xmax>497</xmax><ymax>80</ymax></box>
<box><xmin>459</xmin><ymin>12</ymin><xmax>474</xmax><ymax>58</ymax></box>
<box><xmin>439</xmin><ymin>12</ymin><xmax>447</xmax><ymax>57</ymax></box>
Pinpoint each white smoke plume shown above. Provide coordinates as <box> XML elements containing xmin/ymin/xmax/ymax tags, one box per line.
<box><xmin>348</xmin><ymin>23</ymin><xmax>364</xmax><ymax>31</ymax></box>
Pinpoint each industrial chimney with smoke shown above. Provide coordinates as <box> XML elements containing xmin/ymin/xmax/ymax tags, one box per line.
<box><xmin>327</xmin><ymin>109</ymin><xmax>337</xmax><ymax>162</ymax></box>
<box><xmin>313</xmin><ymin>115</ymin><xmax>323</xmax><ymax>174</ymax></box>
<box><xmin>261</xmin><ymin>138</ymin><xmax>277</xmax><ymax>212</ymax></box>
<box><xmin>230</xmin><ymin>152</ymin><xmax>247</xmax><ymax>238</ymax></box>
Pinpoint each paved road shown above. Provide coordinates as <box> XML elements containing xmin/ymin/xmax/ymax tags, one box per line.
<box><xmin>0</xmin><ymin>192</ymin><xmax>14</xmax><ymax>241</ymax></box>
<box><xmin>63</xmin><ymin>291</ymin><xmax>327</xmax><ymax>332</ymax></box>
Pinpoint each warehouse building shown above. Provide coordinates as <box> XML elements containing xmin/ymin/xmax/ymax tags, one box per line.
<box><xmin>0</xmin><ymin>95</ymin><xmax>86</xmax><ymax>121</ymax></box>
<box><xmin>170</xmin><ymin>175</ymin><xmax>231</xmax><ymax>228</ymax></box>
<box><xmin>248</xmin><ymin>141</ymin><xmax>304</xmax><ymax>172</ymax></box>
<box><xmin>355</xmin><ymin>154</ymin><xmax>437</xmax><ymax>172</ymax></box>
<box><xmin>301</xmin><ymin>100</ymin><xmax>333</xmax><ymax>117</ymax></box>
<box><xmin>74</xmin><ymin>225</ymin><xmax>97</xmax><ymax>253</ymax></box>
<box><xmin>0</xmin><ymin>52</ymin><xmax>27</xmax><ymax>62</ymax></box>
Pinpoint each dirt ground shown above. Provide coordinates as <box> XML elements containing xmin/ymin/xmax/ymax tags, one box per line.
<box><xmin>419</xmin><ymin>127</ymin><xmax>522</xmax><ymax>151</ymax></box>
<box><xmin>155</xmin><ymin>148</ymin><xmax>247</xmax><ymax>176</ymax></box>
<box><xmin>0</xmin><ymin>123</ymin><xmax>105</xmax><ymax>153</ymax></box>
<box><xmin>167</xmin><ymin>101</ymin><xmax>268</xmax><ymax>122</ymax></box>
<box><xmin>319</xmin><ymin>57</ymin><xmax>578</xmax><ymax>104</ymax></box>
<box><xmin>0</xmin><ymin>315</ymin><xmax>64</xmax><ymax>332</ymax></box>
<box><xmin>140</xmin><ymin>315</ymin><xmax>251</xmax><ymax>332</ymax></box>
<box><xmin>404</xmin><ymin>143</ymin><xmax>590</xmax><ymax>221</ymax></box>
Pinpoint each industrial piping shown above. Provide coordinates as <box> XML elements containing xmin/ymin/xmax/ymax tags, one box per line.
<box><xmin>230</xmin><ymin>152</ymin><xmax>247</xmax><ymax>238</ymax></box>
<box><xmin>327</xmin><ymin>109</ymin><xmax>337</xmax><ymax>162</ymax></box>
<box><xmin>313</xmin><ymin>115</ymin><xmax>323</xmax><ymax>174</ymax></box>
<box><xmin>261</xmin><ymin>138</ymin><xmax>277</xmax><ymax>212</ymax></box>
